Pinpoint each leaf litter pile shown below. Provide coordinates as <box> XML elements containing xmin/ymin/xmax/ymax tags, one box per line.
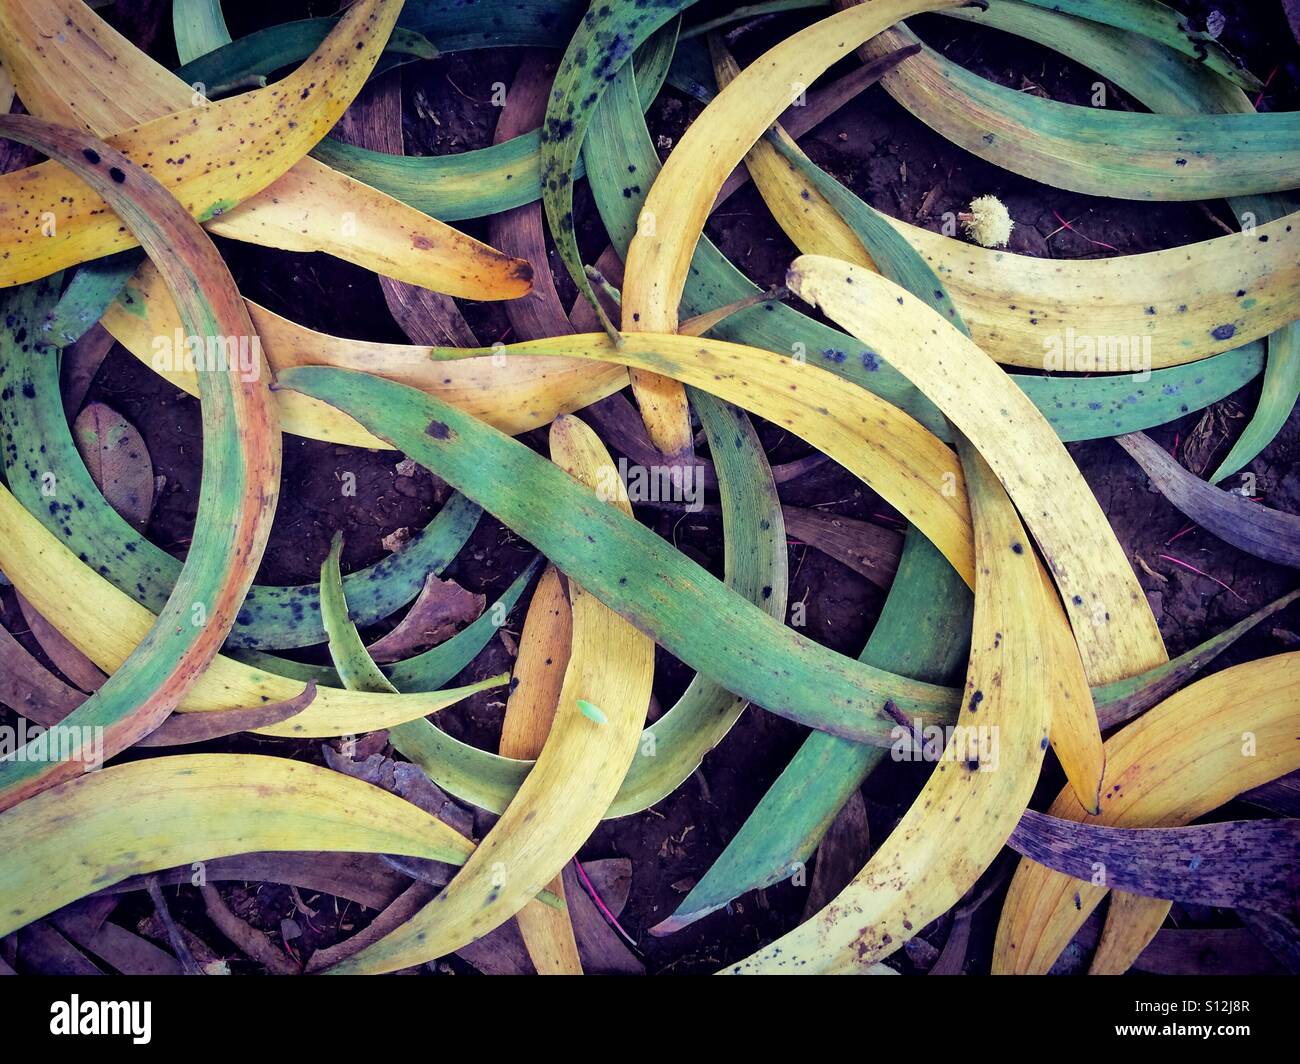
<box><xmin>0</xmin><ymin>0</ymin><xmax>1297</xmax><ymax>977</ymax></box>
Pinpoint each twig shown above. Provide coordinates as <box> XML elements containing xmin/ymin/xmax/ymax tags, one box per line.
<box><xmin>1158</xmin><ymin>553</ymin><xmax>1246</xmax><ymax>603</ymax></box>
<box><xmin>678</xmin><ymin>284</ymin><xmax>788</xmax><ymax>336</ymax></box>
<box><xmin>1047</xmin><ymin>210</ymin><xmax>1119</xmax><ymax>252</ymax></box>
<box><xmin>681</xmin><ymin>0</ymin><xmax>826</xmax><ymax>40</ymax></box>
<box><xmin>1197</xmin><ymin>203</ymin><xmax>1236</xmax><ymax>236</ymax></box>
<box><xmin>145</xmin><ymin>876</ymin><xmax>203</xmax><ymax>975</ymax></box>
<box><xmin>200</xmin><ymin>884</ymin><xmax>301</xmax><ymax>975</ymax></box>
<box><xmin>1254</xmin><ymin>66</ymin><xmax>1279</xmax><ymax>110</ymax></box>
<box><xmin>573</xmin><ymin>858</ymin><xmax>638</xmax><ymax>948</ymax></box>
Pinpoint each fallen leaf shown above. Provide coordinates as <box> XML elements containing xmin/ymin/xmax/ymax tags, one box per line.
<box><xmin>365</xmin><ymin>573</ymin><xmax>485</xmax><ymax>663</ymax></box>
<box><xmin>72</xmin><ymin>402</ymin><xmax>155</xmax><ymax>532</ymax></box>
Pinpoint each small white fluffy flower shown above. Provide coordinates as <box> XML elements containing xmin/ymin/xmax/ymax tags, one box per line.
<box><xmin>961</xmin><ymin>194</ymin><xmax>1014</xmax><ymax>248</ymax></box>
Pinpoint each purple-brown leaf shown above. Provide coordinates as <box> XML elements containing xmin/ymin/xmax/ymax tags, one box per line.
<box><xmin>72</xmin><ymin>402</ymin><xmax>155</xmax><ymax>532</ymax></box>
<box><xmin>1010</xmin><ymin>810</ymin><xmax>1300</xmax><ymax>911</ymax></box>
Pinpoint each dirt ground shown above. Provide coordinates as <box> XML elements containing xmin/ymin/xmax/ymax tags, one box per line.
<box><xmin>10</xmin><ymin>0</ymin><xmax>1298</xmax><ymax>974</ymax></box>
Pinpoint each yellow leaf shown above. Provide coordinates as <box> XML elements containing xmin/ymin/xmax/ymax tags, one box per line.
<box><xmin>0</xmin><ymin>0</ymin><xmax>531</xmax><ymax>300</ymax></box>
<box><xmin>328</xmin><ymin>417</ymin><xmax>655</xmax><ymax>974</ymax></box>
<box><xmin>994</xmin><ymin>652</ymin><xmax>1300</xmax><ymax>973</ymax></box>
<box><xmin>727</xmin><ymin>443</ymin><xmax>1051</xmax><ymax>973</ymax></box>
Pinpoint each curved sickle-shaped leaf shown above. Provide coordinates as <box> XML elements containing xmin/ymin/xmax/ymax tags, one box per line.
<box><xmin>319</xmin><ymin>533</ymin><xmax>407</xmax><ymax>696</ymax></box>
<box><xmin>0</xmin><ymin>116</ymin><xmax>280</xmax><ymax>811</ymax></box>
<box><xmin>941</xmin><ymin>0</ymin><xmax>1249</xmax><ymax>109</ymax></box>
<box><xmin>276</xmin><ymin>364</ymin><xmax>964</xmax><ymax>742</ymax></box>
<box><xmin>727</xmin><ymin>443</ymin><xmax>1053</xmax><ymax>973</ymax></box>
<box><xmin>310</xmin><ymin>22</ymin><xmax>675</xmax><ymax>225</ymax></box>
<box><xmin>135</xmin><ymin>686</ymin><xmax>314</xmax><ymax>746</ymax></box>
<box><xmin>888</xmin><ymin>209</ymin><xmax>1298</xmax><ymax>371</ymax></box>
<box><xmin>498</xmin><ymin>565</ymin><xmax>573</xmax><ymax>768</ymax></box>
<box><xmin>1210</xmin><ymin>322</ymin><xmax>1300</xmax><ymax>483</ymax></box>
<box><xmin>788</xmin><ymin>255</ymin><xmax>1168</xmax><ymax>685</ymax></box>
<box><xmin>854</xmin><ymin>16</ymin><xmax>1297</xmax><ymax>201</ymax></box>
<box><xmin>0</xmin><ymin>0</ymin><xmax>531</xmax><ymax>299</ymax></box>
<box><xmin>995</xmin><ymin>652</ymin><xmax>1300</xmax><ymax>974</ymax></box>
<box><xmin>1117</xmin><ymin>431</ymin><xmax>1300</xmax><ymax>569</ymax></box>
<box><xmin>1009</xmin><ymin>811</ymin><xmax>1300</xmax><ymax>913</ymax></box>
<box><xmin>0</xmin><ymin>753</ymin><xmax>477</xmax><ymax>939</ymax></box>
<box><xmin>540</xmin><ymin>0</ymin><xmax>693</xmax><ymax>339</ymax></box>
<box><xmin>1011</xmin><ymin>0</ymin><xmax>1258</xmax><ymax>89</ymax></box>
<box><xmin>0</xmin><ymin>481</ymin><xmax>506</xmax><ymax>736</ymax></box>
<box><xmin>497</xmin><ymin>565</ymin><xmax>583</xmax><ymax>974</ymax></box>
<box><xmin>762</xmin><ymin>106</ymin><xmax>1298</xmax><ymax>382</ymax></box>
<box><xmin>3</xmin><ymin>641</ymin><xmax>312</xmax><ymax>741</ymax></box>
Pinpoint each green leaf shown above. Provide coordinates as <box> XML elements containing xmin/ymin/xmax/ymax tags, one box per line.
<box><xmin>576</xmin><ymin>699</ymin><xmax>608</xmax><ymax>725</ymax></box>
<box><xmin>0</xmin><ymin>115</ymin><xmax>280</xmax><ymax>810</ymax></box>
<box><xmin>582</xmin><ymin>50</ymin><xmax>1265</xmax><ymax>442</ymax></box>
<box><xmin>540</xmin><ymin>1</ymin><xmax>694</xmax><ymax>336</ymax></box>
<box><xmin>277</xmin><ymin>364</ymin><xmax>962</xmax><ymax>745</ymax></box>
<box><xmin>0</xmin><ymin>298</ymin><xmax>483</xmax><ymax>652</ymax></box>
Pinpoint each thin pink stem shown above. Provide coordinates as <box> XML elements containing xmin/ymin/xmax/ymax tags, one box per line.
<box><xmin>573</xmin><ymin>858</ymin><xmax>638</xmax><ymax>948</ymax></box>
<box><xmin>1051</xmin><ymin>210</ymin><xmax>1119</xmax><ymax>253</ymax></box>
<box><xmin>1255</xmin><ymin>67</ymin><xmax>1278</xmax><ymax>110</ymax></box>
<box><xmin>1158</xmin><ymin>554</ymin><xmax>1246</xmax><ymax>602</ymax></box>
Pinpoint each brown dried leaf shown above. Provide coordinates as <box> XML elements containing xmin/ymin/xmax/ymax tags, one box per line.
<box><xmin>365</xmin><ymin>573</ymin><xmax>485</xmax><ymax>663</ymax></box>
<box><xmin>72</xmin><ymin>402</ymin><xmax>155</xmax><ymax>532</ymax></box>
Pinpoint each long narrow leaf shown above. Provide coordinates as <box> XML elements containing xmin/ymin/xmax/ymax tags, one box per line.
<box><xmin>0</xmin><ymin>754</ymin><xmax>479</xmax><ymax>938</ymax></box>
<box><xmin>277</xmin><ymin>364</ymin><xmax>965</xmax><ymax>743</ymax></box>
<box><xmin>1009</xmin><ymin>812</ymin><xmax>1300</xmax><ymax>912</ymax></box>
<box><xmin>1118</xmin><ymin>431</ymin><xmax>1300</xmax><ymax>569</ymax></box>
<box><xmin>0</xmin><ymin>116</ymin><xmax>280</xmax><ymax>810</ymax></box>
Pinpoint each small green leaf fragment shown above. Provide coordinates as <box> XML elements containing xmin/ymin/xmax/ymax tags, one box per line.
<box><xmin>576</xmin><ymin>699</ymin><xmax>608</xmax><ymax>725</ymax></box>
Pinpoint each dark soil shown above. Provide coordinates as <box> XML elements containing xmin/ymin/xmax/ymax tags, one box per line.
<box><xmin>8</xmin><ymin>0</ymin><xmax>1298</xmax><ymax>974</ymax></box>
